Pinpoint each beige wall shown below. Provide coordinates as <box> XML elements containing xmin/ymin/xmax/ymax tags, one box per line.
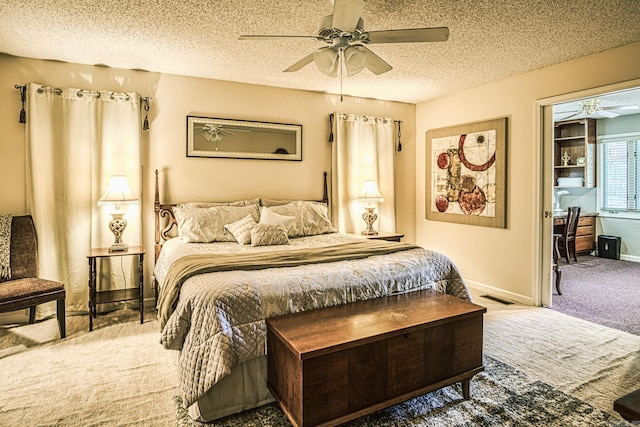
<box><xmin>416</xmin><ymin>42</ymin><xmax>640</xmax><ymax>305</ymax></box>
<box><xmin>0</xmin><ymin>54</ymin><xmax>416</xmax><ymax>301</ymax></box>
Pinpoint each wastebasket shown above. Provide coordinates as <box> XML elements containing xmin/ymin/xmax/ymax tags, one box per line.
<box><xmin>598</xmin><ymin>235</ymin><xmax>621</xmax><ymax>260</ymax></box>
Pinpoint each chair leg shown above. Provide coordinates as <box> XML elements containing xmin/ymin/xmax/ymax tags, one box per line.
<box><xmin>564</xmin><ymin>239</ymin><xmax>571</xmax><ymax>264</ymax></box>
<box><xmin>28</xmin><ymin>306</ymin><xmax>36</xmax><ymax>324</ymax></box>
<box><xmin>554</xmin><ymin>266</ymin><xmax>562</xmax><ymax>295</ymax></box>
<box><xmin>571</xmin><ymin>239</ymin><xmax>578</xmax><ymax>262</ymax></box>
<box><xmin>56</xmin><ymin>299</ymin><xmax>66</xmax><ymax>338</ymax></box>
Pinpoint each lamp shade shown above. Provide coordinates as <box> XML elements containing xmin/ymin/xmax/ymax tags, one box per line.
<box><xmin>314</xmin><ymin>46</ymin><xmax>339</xmax><ymax>77</ymax></box>
<box><xmin>344</xmin><ymin>46</ymin><xmax>366</xmax><ymax>77</ymax></box>
<box><xmin>98</xmin><ymin>175</ymin><xmax>137</xmax><ymax>206</ymax></box>
<box><xmin>358</xmin><ymin>180</ymin><xmax>384</xmax><ymax>204</ymax></box>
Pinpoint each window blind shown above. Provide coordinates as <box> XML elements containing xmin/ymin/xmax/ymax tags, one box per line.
<box><xmin>599</xmin><ymin>137</ymin><xmax>639</xmax><ymax>212</ymax></box>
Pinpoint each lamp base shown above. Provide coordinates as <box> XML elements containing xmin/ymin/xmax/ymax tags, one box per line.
<box><xmin>108</xmin><ymin>243</ymin><xmax>129</xmax><ymax>252</ymax></box>
<box><xmin>361</xmin><ymin>207</ymin><xmax>379</xmax><ymax>236</ymax></box>
<box><xmin>107</xmin><ymin>213</ymin><xmax>128</xmax><ymax>252</ymax></box>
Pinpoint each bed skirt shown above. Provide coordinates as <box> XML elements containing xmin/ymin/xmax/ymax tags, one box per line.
<box><xmin>187</xmin><ymin>356</ymin><xmax>275</xmax><ymax>422</ymax></box>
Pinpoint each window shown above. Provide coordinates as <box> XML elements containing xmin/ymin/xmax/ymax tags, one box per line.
<box><xmin>599</xmin><ymin>136</ymin><xmax>639</xmax><ymax>212</ymax></box>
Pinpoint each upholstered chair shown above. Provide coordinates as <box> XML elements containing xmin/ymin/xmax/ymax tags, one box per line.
<box><xmin>0</xmin><ymin>215</ymin><xmax>66</xmax><ymax>338</ymax></box>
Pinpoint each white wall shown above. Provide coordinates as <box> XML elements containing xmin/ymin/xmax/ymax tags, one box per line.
<box><xmin>0</xmin><ymin>54</ymin><xmax>416</xmax><ymax>302</ymax></box>
<box><xmin>416</xmin><ymin>42</ymin><xmax>640</xmax><ymax>305</ymax></box>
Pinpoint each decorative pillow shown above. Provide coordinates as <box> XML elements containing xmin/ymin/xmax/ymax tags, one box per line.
<box><xmin>250</xmin><ymin>224</ymin><xmax>289</xmax><ymax>247</ymax></box>
<box><xmin>224</xmin><ymin>214</ymin><xmax>257</xmax><ymax>245</ymax></box>
<box><xmin>267</xmin><ymin>201</ymin><xmax>336</xmax><ymax>237</ymax></box>
<box><xmin>299</xmin><ymin>201</ymin><xmax>336</xmax><ymax>236</ymax></box>
<box><xmin>173</xmin><ymin>204</ymin><xmax>260</xmax><ymax>242</ymax></box>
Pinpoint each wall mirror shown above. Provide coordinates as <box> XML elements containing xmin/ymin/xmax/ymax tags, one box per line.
<box><xmin>187</xmin><ymin>116</ymin><xmax>302</xmax><ymax>160</ymax></box>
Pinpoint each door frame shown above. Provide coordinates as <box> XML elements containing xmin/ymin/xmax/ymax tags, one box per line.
<box><xmin>535</xmin><ymin>78</ymin><xmax>640</xmax><ymax>307</ymax></box>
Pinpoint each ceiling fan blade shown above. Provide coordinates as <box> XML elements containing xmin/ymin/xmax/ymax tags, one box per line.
<box><xmin>367</xmin><ymin>27</ymin><xmax>449</xmax><ymax>44</ymax></box>
<box><xmin>598</xmin><ymin>110</ymin><xmax>620</xmax><ymax>118</ymax></box>
<box><xmin>361</xmin><ymin>46</ymin><xmax>392</xmax><ymax>75</ymax></box>
<box><xmin>602</xmin><ymin>105</ymin><xmax>640</xmax><ymax>111</ymax></box>
<box><xmin>283</xmin><ymin>52</ymin><xmax>316</xmax><ymax>72</ymax></box>
<box><xmin>332</xmin><ymin>0</ymin><xmax>365</xmax><ymax>32</ymax></box>
<box><xmin>555</xmin><ymin>112</ymin><xmax>581</xmax><ymax>121</ymax></box>
<box><xmin>239</xmin><ymin>34</ymin><xmax>321</xmax><ymax>41</ymax></box>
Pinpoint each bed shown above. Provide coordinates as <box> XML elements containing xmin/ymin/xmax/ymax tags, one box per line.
<box><xmin>153</xmin><ymin>171</ymin><xmax>471</xmax><ymax>422</ymax></box>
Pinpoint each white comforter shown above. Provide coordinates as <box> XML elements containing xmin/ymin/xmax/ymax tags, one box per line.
<box><xmin>154</xmin><ymin>233</ymin><xmax>470</xmax><ymax>408</ymax></box>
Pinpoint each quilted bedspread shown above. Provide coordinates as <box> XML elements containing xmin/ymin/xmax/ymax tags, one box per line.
<box><xmin>155</xmin><ymin>233</ymin><xmax>470</xmax><ymax>408</ymax></box>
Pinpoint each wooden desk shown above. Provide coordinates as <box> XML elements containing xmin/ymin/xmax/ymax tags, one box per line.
<box><xmin>553</xmin><ymin>214</ymin><xmax>596</xmax><ymax>255</ymax></box>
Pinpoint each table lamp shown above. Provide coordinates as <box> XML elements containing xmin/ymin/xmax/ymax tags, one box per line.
<box><xmin>98</xmin><ymin>175</ymin><xmax>137</xmax><ymax>252</ymax></box>
<box><xmin>357</xmin><ymin>180</ymin><xmax>384</xmax><ymax>235</ymax></box>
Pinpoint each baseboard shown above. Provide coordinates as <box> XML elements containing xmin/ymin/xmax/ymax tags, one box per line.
<box><xmin>465</xmin><ymin>280</ymin><xmax>533</xmax><ymax>306</ymax></box>
<box><xmin>620</xmin><ymin>254</ymin><xmax>640</xmax><ymax>263</ymax></box>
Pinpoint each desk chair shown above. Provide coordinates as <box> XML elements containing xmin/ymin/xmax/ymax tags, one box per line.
<box><xmin>554</xmin><ymin>206</ymin><xmax>581</xmax><ymax>264</ymax></box>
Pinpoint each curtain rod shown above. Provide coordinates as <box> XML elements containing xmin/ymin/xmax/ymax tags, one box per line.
<box><xmin>333</xmin><ymin>112</ymin><xmax>401</xmax><ymax>124</ymax></box>
<box><xmin>14</xmin><ymin>84</ymin><xmax>151</xmax><ymax>129</ymax></box>
<box><xmin>34</xmin><ymin>86</ymin><xmax>133</xmax><ymax>100</ymax></box>
<box><xmin>328</xmin><ymin>112</ymin><xmax>403</xmax><ymax>151</ymax></box>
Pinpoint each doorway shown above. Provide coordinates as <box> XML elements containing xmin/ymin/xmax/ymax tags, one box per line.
<box><xmin>539</xmin><ymin>82</ymin><xmax>640</xmax><ymax>322</ymax></box>
<box><xmin>537</xmin><ymin>80</ymin><xmax>640</xmax><ymax>306</ymax></box>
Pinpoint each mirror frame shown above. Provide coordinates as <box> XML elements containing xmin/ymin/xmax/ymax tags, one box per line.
<box><xmin>186</xmin><ymin>116</ymin><xmax>302</xmax><ymax>161</ymax></box>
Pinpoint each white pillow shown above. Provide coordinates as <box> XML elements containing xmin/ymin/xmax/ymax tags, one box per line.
<box><xmin>224</xmin><ymin>214</ymin><xmax>257</xmax><ymax>245</ymax></box>
<box><xmin>250</xmin><ymin>223</ymin><xmax>289</xmax><ymax>246</ymax></box>
<box><xmin>259</xmin><ymin>206</ymin><xmax>296</xmax><ymax>227</ymax></box>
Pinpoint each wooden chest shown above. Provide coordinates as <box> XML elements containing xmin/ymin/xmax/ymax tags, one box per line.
<box><xmin>266</xmin><ymin>290</ymin><xmax>486</xmax><ymax>427</ymax></box>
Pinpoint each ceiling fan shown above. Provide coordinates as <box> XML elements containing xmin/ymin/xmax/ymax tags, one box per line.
<box><xmin>239</xmin><ymin>0</ymin><xmax>449</xmax><ymax>78</ymax></box>
<box><xmin>555</xmin><ymin>98</ymin><xmax>640</xmax><ymax>121</ymax></box>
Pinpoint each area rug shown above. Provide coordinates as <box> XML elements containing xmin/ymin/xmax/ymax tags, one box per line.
<box><xmin>175</xmin><ymin>355</ymin><xmax>631</xmax><ymax>426</ymax></box>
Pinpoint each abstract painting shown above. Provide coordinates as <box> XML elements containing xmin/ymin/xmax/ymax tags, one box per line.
<box><xmin>426</xmin><ymin>117</ymin><xmax>507</xmax><ymax>228</ymax></box>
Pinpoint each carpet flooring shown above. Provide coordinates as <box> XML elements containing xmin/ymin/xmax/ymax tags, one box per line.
<box><xmin>551</xmin><ymin>255</ymin><xmax>640</xmax><ymax>336</ymax></box>
<box><xmin>176</xmin><ymin>355</ymin><xmax>630</xmax><ymax>427</ymax></box>
<box><xmin>1</xmin><ymin>293</ymin><xmax>638</xmax><ymax>426</ymax></box>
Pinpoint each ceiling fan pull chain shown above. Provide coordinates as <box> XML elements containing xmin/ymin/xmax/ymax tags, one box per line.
<box><xmin>340</xmin><ymin>48</ymin><xmax>344</xmax><ymax>102</ymax></box>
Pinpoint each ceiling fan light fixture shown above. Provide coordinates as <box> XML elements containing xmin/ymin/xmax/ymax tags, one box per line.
<box><xmin>344</xmin><ymin>45</ymin><xmax>366</xmax><ymax>76</ymax></box>
<box><xmin>314</xmin><ymin>46</ymin><xmax>339</xmax><ymax>77</ymax></box>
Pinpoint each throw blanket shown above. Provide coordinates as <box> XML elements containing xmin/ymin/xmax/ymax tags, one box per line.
<box><xmin>157</xmin><ymin>240</ymin><xmax>419</xmax><ymax>328</ymax></box>
<box><xmin>0</xmin><ymin>214</ymin><xmax>12</xmax><ymax>279</ymax></box>
<box><xmin>158</xmin><ymin>240</ymin><xmax>469</xmax><ymax>409</ymax></box>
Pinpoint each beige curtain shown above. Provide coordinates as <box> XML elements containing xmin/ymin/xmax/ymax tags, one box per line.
<box><xmin>331</xmin><ymin>113</ymin><xmax>396</xmax><ymax>233</ymax></box>
<box><xmin>26</xmin><ymin>83</ymin><xmax>142</xmax><ymax>315</ymax></box>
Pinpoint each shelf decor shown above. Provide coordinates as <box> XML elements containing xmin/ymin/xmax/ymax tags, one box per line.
<box><xmin>553</xmin><ymin>119</ymin><xmax>596</xmax><ymax>188</ymax></box>
<box><xmin>426</xmin><ymin>117</ymin><xmax>508</xmax><ymax>228</ymax></box>
<box><xmin>186</xmin><ymin>116</ymin><xmax>302</xmax><ymax>161</ymax></box>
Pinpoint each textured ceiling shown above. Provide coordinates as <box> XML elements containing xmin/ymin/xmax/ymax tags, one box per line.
<box><xmin>1</xmin><ymin>0</ymin><xmax>640</xmax><ymax>104</ymax></box>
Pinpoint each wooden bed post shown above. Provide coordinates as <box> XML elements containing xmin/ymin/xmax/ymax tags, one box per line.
<box><xmin>323</xmin><ymin>171</ymin><xmax>329</xmax><ymax>205</ymax></box>
<box><xmin>154</xmin><ymin>169</ymin><xmax>161</xmax><ymax>263</ymax></box>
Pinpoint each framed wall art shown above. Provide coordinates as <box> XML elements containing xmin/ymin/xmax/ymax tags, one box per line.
<box><xmin>186</xmin><ymin>116</ymin><xmax>302</xmax><ymax>161</ymax></box>
<box><xmin>425</xmin><ymin>117</ymin><xmax>508</xmax><ymax>228</ymax></box>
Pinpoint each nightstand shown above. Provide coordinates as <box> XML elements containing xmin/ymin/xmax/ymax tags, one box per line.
<box><xmin>347</xmin><ymin>231</ymin><xmax>404</xmax><ymax>242</ymax></box>
<box><xmin>87</xmin><ymin>246</ymin><xmax>144</xmax><ymax>331</ymax></box>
